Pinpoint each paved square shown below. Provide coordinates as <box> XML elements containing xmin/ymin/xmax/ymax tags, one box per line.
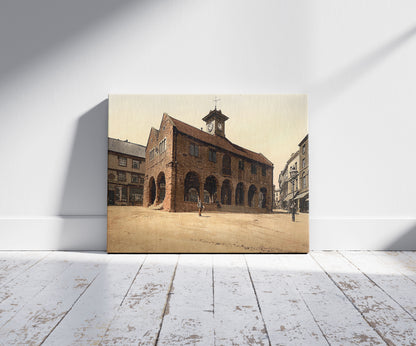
<box><xmin>108</xmin><ymin>207</ymin><xmax>308</xmax><ymax>253</ymax></box>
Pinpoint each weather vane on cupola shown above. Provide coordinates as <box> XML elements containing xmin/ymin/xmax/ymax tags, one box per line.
<box><xmin>213</xmin><ymin>96</ymin><xmax>221</xmax><ymax>110</ymax></box>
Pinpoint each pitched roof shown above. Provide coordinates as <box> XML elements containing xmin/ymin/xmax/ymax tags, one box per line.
<box><xmin>167</xmin><ymin>115</ymin><xmax>273</xmax><ymax>167</ymax></box>
<box><xmin>108</xmin><ymin>137</ymin><xmax>146</xmax><ymax>158</ymax></box>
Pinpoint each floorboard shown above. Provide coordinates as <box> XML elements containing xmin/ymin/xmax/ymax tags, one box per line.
<box><xmin>342</xmin><ymin>251</ymin><xmax>416</xmax><ymax>320</ymax></box>
<box><xmin>312</xmin><ymin>251</ymin><xmax>416</xmax><ymax>345</ymax></box>
<box><xmin>157</xmin><ymin>254</ymin><xmax>214</xmax><ymax>345</ymax></box>
<box><xmin>0</xmin><ymin>252</ymin><xmax>107</xmax><ymax>345</ymax></box>
<box><xmin>42</xmin><ymin>254</ymin><xmax>146</xmax><ymax>345</ymax></box>
<box><xmin>0</xmin><ymin>252</ymin><xmax>73</xmax><ymax>329</ymax></box>
<box><xmin>0</xmin><ymin>251</ymin><xmax>415</xmax><ymax>345</ymax></box>
<box><xmin>0</xmin><ymin>252</ymin><xmax>49</xmax><ymax>289</ymax></box>
<box><xmin>281</xmin><ymin>254</ymin><xmax>384</xmax><ymax>345</ymax></box>
<box><xmin>245</xmin><ymin>254</ymin><xmax>327</xmax><ymax>345</ymax></box>
<box><xmin>373</xmin><ymin>251</ymin><xmax>416</xmax><ymax>283</ymax></box>
<box><xmin>100</xmin><ymin>254</ymin><xmax>178</xmax><ymax>345</ymax></box>
<box><xmin>213</xmin><ymin>254</ymin><xmax>270</xmax><ymax>345</ymax></box>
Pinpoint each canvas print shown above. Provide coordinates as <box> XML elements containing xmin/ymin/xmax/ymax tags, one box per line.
<box><xmin>107</xmin><ymin>95</ymin><xmax>309</xmax><ymax>253</ymax></box>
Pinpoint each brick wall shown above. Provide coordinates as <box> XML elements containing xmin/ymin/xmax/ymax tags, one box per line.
<box><xmin>143</xmin><ymin>114</ymin><xmax>175</xmax><ymax>211</ymax></box>
<box><xmin>143</xmin><ymin>114</ymin><xmax>273</xmax><ymax>213</ymax></box>
<box><xmin>172</xmin><ymin>131</ymin><xmax>273</xmax><ymax>213</ymax></box>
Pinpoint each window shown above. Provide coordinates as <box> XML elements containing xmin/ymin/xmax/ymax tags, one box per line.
<box><xmin>132</xmin><ymin>160</ymin><xmax>140</xmax><ymax>169</ymax></box>
<box><xmin>302</xmin><ymin>158</ymin><xmax>306</xmax><ymax>168</ymax></box>
<box><xmin>302</xmin><ymin>173</ymin><xmax>307</xmax><ymax>189</ymax></box>
<box><xmin>118</xmin><ymin>171</ymin><xmax>126</xmax><ymax>182</ymax></box>
<box><xmin>302</xmin><ymin>145</ymin><xmax>306</xmax><ymax>154</ymax></box>
<box><xmin>209</xmin><ymin>149</ymin><xmax>216</xmax><ymax>162</ymax></box>
<box><xmin>116</xmin><ymin>186</ymin><xmax>127</xmax><ymax>202</ymax></box>
<box><xmin>131</xmin><ymin>174</ymin><xmax>139</xmax><ymax>183</ymax></box>
<box><xmin>262</xmin><ymin>166</ymin><xmax>266</xmax><ymax>176</ymax></box>
<box><xmin>139</xmin><ymin>177</ymin><xmax>144</xmax><ymax>184</ymax></box>
<box><xmin>222</xmin><ymin>154</ymin><xmax>231</xmax><ymax>175</ymax></box>
<box><xmin>108</xmin><ymin>173</ymin><xmax>115</xmax><ymax>181</ymax></box>
<box><xmin>251</xmin><ymin>163</ymin><xmax>257</xmax><ymax>174</ymax></box>
<box><xmin>149</xmin><ymin>148</ymin><xmax>155</xmax><ymax>160</ymax></box>
<box><xmin>159</xmin><ymin>138</ymin><xmax>166</xmax><ymax>154</ymax></box>
<box><xmin>238</xmin><ymin>160</ymin><xmax>244</xmax><ymax>170</ymax></box>
<box><xmin>190</xmin><ymin>143</ymin><xmax>199</xmax><ymax>157</ymax></box>
<box><xmin>129</xmin><ymin>188</ymin><xmax>142</xmax><ymax>203</ymax></box>
<box><xmin>118</xmin><ymin>156</ymin><xmax>127</xmax><ymax>166</ymax></box>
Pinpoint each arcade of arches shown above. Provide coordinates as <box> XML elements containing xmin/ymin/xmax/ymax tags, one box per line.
<box><xmin>148</xmin><ymin>172</ymin><xmax>166</xmax><ymax>205</ymax></box>
<box><xmin>183</xmin><ymin>171</ymin><xmax>268</xmax><ymax>209</ymax></box>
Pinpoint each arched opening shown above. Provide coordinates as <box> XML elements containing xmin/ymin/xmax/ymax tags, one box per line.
<box><xmin>222</xmin><ymin>154</ymin><xmax>231</xmax><ymax>175</ymax></box>
<box><xmin>204</xmin><ymin>175</ymin><xmax>218</xmax><ymax>204</ymax></box>
<box><xmin>248</xmin><ymin>185</ymin><xmax>257</xmax><ymax>207</ymax></box>
<box><xmin>157</xmin><ymin>172</ymin><xmax>166</xmax><ymax>203</ymax></box>
<box><xmin>221</xmin><ymin>179</ymin><xmax>232</xmax><ymax>205</ymax></box>
<box><xmin>184</xmin><ymin>171</ymin><xmax>200</xmax><ymax>202</ymax></box>
<box><xmin>235</xmin><ymin>182</ymin><xmax>244</xmax><ymax>206</ymax></box>
<box><xmin>259</xmin><ymin>187</ymin><xmax>267</xmax><ymax>208</ymax></box>
<box><xmin>203</xmin><ymin>190</ymin><xmax>210</xmax><ymax>204</ymax></box>
<box><xmin>149</xmin><ymin>177</ymin><xmax>156</xmax><ymax>205</ymax></box>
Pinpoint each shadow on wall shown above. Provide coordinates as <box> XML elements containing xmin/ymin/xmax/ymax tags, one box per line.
<box><xmin>58</xmin><ymin>100</ymin><xmax>108</xmax><ymax>250</ymax></box>
<box><xmin>385</xmin><ymin>223</ymin><xmax>416</xmax><ymax>251</ymax></box>
<box><xmin>309</xmin><ymin>24</ymin><xmax>416</xmax><ymax>112</ymax></box>
<box><xmin>0</xmin><ymin>0</ymin><xmax>137</xmax><ymax>82</ymax></box>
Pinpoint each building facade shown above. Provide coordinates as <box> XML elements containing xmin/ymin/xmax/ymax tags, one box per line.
<box><xmin>297</xmin><ymin>134</ymin><xmax>309</xmax><ymax>212</ymax></box>
<box><xmin>278</xmin><ymin>151</ymin><xmax>299</xmax><ymax>210</ymax></box>
<box><xmin>143</xmin><ymin>110</ymin><xmax>274</xmax><ymax>213</ymax></box>
<box><xmin>108</xmin><ymin>138</ymin><xmax>146</xmax><ymax>206</ymax></box>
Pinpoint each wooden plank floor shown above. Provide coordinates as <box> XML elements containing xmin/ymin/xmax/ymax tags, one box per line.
<box><xmin>0</xmin><ymin>252</ymin><xmax>415</xmax><ymax>345</ymax></box>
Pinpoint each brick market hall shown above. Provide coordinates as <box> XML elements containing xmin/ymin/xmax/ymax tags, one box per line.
<box><xmin>143</xmin><ymin>108</ymin><xmax>274</xmax><ymax>213</ymax></box>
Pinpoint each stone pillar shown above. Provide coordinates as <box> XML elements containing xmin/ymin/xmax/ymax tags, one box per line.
<box><xmin>200</xmin><ymin>180</ymin><xmax>204</xmax><ymax>202</ymax></box>
<box><xmin>155</xmin><ymin>183</ymin><xmax>159</xmax><ymax>204</ymax></box>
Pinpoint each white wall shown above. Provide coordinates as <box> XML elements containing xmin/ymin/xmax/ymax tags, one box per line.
<box><xmin>1</xmin><ymin>0</ymin><xmax>415</xmax><ymax>250</ymax></box>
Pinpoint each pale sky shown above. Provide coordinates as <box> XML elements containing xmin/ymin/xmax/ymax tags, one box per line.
<box><xmin>109</xmin><ymin>95</ymin><xmax>307</xmax><ymax>187</ymax></box>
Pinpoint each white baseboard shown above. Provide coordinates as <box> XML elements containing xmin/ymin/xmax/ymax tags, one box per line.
<box><xmin>0</xmin><ymin>216</ymin><xmax>107</xmax><ymax>251</ymax></box>
<box><xmin>0</xmin><ymin>216</ymin><xmax>415</xmax><ymax>251</ymax></box>
<box><xmin>310</xmin><ymin>218</ymin><xmax>416</xmax><ymax>250</ymax></box>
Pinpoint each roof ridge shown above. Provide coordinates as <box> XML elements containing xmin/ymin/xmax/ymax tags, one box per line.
<box><xmin>167</xmin><ymin>115</ymin><xmax>273</xmax><ymax>167</ymax></box>
<box><xmin>168</xmin><ymin>115</ymin><xmax>206</xmax><ymax>133</ymax></box>
<box><xmin>108</xmin><ymin>137</ymin><xmax>146</xmax><ymax>148</ymax></box>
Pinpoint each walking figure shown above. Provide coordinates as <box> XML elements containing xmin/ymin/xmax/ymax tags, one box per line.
<box><xmin>290</xmin><ymin>201</ymin><xmax>297</xmax><ymax>222</ymax></box>
<box><xmin>197</xmin><ymin>198</ymin><xmax>204</xmax><ymax>216</ymax></box>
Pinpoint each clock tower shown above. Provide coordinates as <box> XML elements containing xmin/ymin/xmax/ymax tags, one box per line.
<box><xmin>202</xmin><ymin>108</ymin><xmax>229</xmax><ymax>137</ymax></box>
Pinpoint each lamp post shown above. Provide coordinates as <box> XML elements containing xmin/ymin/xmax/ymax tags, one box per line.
<box><xmin>289</xmin><ymin>166</ymin><xmax>298</xmax><ymax>222</ymax></box>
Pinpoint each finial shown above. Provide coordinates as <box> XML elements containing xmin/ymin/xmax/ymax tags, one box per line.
<box><xmin>213</xmin><ymin>96</ymin><xmax>221</xmax><ymax>110</ymax></box>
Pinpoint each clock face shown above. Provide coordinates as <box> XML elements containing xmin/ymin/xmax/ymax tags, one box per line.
<box><xmin>207</xmin><ymin>122</ymin><xmax>214</xmax><ymax>132</ymax></box>
<box><xmin>217</xmin><ymin>122</ymin><xmax>223</xmax><ymax>130</ymax></box>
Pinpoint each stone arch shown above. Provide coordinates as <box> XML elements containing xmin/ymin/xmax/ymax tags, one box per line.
<box><xmin>157</xmin><ymin>172</ymin><xmax>166</xmax><ymax>203</ymax></box>
<box><xmin>259</xmin><ymin>187</ymin><xmax>267</xmax><ymax>208</ymax></box>
<box><xmin>184</xmin><ymin>171</ymin><xmax>200</xmax><ymax>202</ymax></box>
<box><xmin>204</xmin><ymin>175</ymin><xmax>218</xmax><ymax>204</ymax></box>
<box><xmin>149</xmin><ymin>176</ymin><xmax>156</xmax><ymax>205</ymax></box>
<box><xmin>221</xmin><ymin>179</ymin><xmax>232</xmax><ymax>205</ymax></box>
<box><xmin>248</xmin><ymin>184</ymin><xmax>257</xmax><ymax>207</ymax></box>
<box><xmin>235</xmin><ymin>182</ymin><xmax>244</xmax><ymax>206</ymax></box>
<box><xmin>222</xmin><ymin>154</ymin><xmax>231</xmax><ymax>175</ymax></box>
